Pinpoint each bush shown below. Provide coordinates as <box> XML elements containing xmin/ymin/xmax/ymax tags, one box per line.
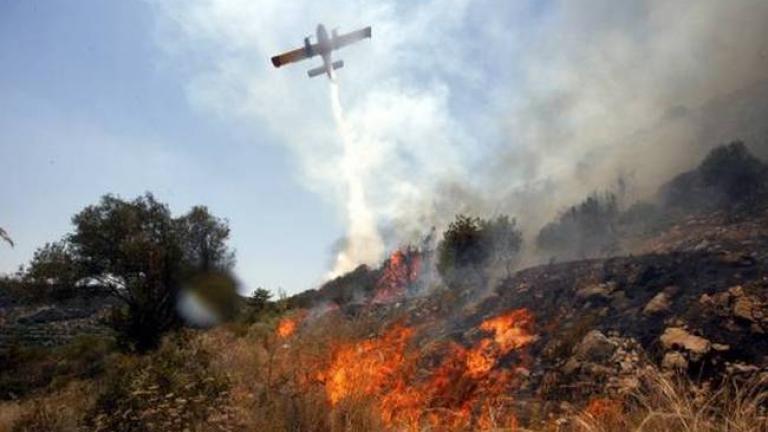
<box><xmin>0</xmin><ymin>335</ymin><xmax>115</xmax><ymax>400</ymax></box>
<box><xmin>437</xmin><ymin>215</ymin><xmax>523</xmax><ymax>289</ymax></box>
<box><xmin>87</xmin><ymin>332</ymin><xmax>232</xmax><ymax>432</ymax></box>
<box><xmin>660</xmin><ymin>141</ymin><xmax>768</xmax><ymax>213</ymax></box>
<box><xmin>536</xmin><ymin>193</ymin><xmax>620</xmax><ymax>261</ymax></box>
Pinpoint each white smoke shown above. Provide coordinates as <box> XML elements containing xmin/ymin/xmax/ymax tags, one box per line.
<box><xmin>150</xmin><ymin>0</ymin><xmax>768</xmax><ymax>289</ymax></box>
<box><xmin>328</xmin><ymin>81</ymin><xmax>385</xmax><ymax>276</ymax></box>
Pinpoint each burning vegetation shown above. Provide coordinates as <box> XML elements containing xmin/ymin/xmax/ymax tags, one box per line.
<box><xmin>2</xmin><ymin>143</ymin><xmax>768</xmax><ymax>431</ymax></box>
<box><xmin>276</xmin><ymin>316</ymin><xmax>299</xmax><ymax>339</ymax></box>
<box><xmin>317</xmin><ymin>308</ymin><xmax>535</xmax><ymax>430</ymax></box>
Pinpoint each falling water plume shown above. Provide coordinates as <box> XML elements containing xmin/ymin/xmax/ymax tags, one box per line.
<box><xmin>327</xmin><ymin>81</ymin><xmax>385</xmax><ymax>278</ymax></box>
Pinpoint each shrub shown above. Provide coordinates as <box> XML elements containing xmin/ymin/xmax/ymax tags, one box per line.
<box><xmin>437</xmin><ymin>215</ymin><xmax>523</xmax><ymax>289</ymax></box>
<box><xmin>536</xmin><ymin>193</ymin><xmax>620</xmax><ymax>261</ymax></box>
<box><xmin>87</xmin><ymin>331</ymin><xmax>232</xmax><ymax>432</ymax></box>
<box><xmin>660</xmin><ymin>141</ymin><xmax>768</xmax><ymax>213</ymax></box>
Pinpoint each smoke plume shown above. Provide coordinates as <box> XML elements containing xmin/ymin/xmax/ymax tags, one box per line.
<box><xmin>152</xmin><ymin>0</ymin><xmax>768</xmax><ymax>286</ymax></box>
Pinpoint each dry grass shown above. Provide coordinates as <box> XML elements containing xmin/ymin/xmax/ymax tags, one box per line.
<box><xmin>197</xmin><ymin>314</ymin><xmax>380</xmax><ymax>432</ymax></box>
<box><xmin>571</xmin><ymin>368</ymin><xmax>768</xmax><ymax>432</ymax></box>
<box><xmin>2</xmin><ymin>380</ymin><xmax>96</xmax><ymax>432</ymax></box>
<box><xmin>0</xmin><ymin>402</ymin><xmax>23</xmax><ymax>432</ymax></box>
<box><xmin>2</xmin><ymin>320</ymin><xmax>766</xmax><ymax>432</ymax></box>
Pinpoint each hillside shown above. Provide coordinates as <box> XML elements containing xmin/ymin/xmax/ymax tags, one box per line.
<box><xmin>1</xmin><ymin>142</ymin><xmax>767</xmax><ymax>431</ymax></box>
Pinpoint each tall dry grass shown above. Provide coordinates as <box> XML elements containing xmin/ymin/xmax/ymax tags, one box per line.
<box><xmin>571</xmin><ymin>368</ymin><xmax>768</xmax><ymax>432</ymax></box>
<box><xmin>2</xmin><ymin>317</ymin><xmax>766</xmax><ymax>432</ymax></box>
<box><xmin>197</xmin><ymin>315</ymin><xmax>380</xmax><ymax>432</ymax></box>
<box><xmin>0</xmin><ymin>380</ymin><xmax>96</xmax><ymax>432</ymax></box>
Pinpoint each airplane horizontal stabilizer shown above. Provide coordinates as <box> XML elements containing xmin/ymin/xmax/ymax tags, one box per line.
<box><xmin>307</xmin><ymin>65</ymin><xmax>326</xmax><ymax>78</ymax></box>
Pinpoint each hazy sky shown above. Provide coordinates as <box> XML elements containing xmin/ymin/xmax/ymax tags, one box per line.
<box><xmin>0</xmin><ymin>1</ymin><xmax>345</xmax><ymax>294</ymax></box>
<box><xmin>0</xmin><ymin>0</ymin><xmax>552</xmax><ymax>294</ymax></box>
<box><xmin>2</xmin><ymin>1</ymin><xmax>766</xmax><ymax>295</ymax></box>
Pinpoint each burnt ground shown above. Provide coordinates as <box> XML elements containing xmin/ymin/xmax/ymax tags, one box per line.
<box><xmin>338</xmin><ymin>207</ymin><xmax>768</xmax><ymax>418</ymax></box>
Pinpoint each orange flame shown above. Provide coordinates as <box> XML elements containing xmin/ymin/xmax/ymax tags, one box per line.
<box><xmin>584</xmin><ymin>397</ymin><xmax>623</xmax><ymax>425</ymax></box>
<box><xmin>466</xmin><ymin>309</ymin><xmax>536</xmax><ymax>378</ymax></box>
<box><xmin>319</xmin><ymin>309</ymin><xmax>535</xmax><ymax>430</ymax></box>
<box><xmin>277</xmin><ymin>316</ymin><xmax>298</xmax><ymax>339</ymax></box>
<box><xmin>322</xmin><ymin>325</ymin><xmax>414</xmax><ymax>405</ymax></box>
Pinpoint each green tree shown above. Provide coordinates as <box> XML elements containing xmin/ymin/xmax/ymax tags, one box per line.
<box><xmin>248</xmin><ymin>288</ymin><xmax>273</xmax><ymax>312</ymax></box>
<box><xmin>24</xmin><ymin>241</ymin><xmax>83</xmax><ymax>300</ymax></box>
<box><xmin>176</xmin><ymin>206</ymin><xmax>235</xmax><ymax>273</ymax></box>
<box><xmin>437</xmin><ymin>215</ymin><xmax>489</xmax><ymax>288</ymax></box>
<box><xmin>437</xmin><ymin>215</ymin><xmax>524</xmax><ymax>289</ymax></box>
<box><xmin>67</xmin><ymin>193</ymin><xmax>235</xmax><ymax>351</ymax></box>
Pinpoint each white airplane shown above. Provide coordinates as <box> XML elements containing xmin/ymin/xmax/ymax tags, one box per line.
<box><xmin>271</xmin><ymin>24</ymin><xmax>372</xmax><ymax>79</ymax></box>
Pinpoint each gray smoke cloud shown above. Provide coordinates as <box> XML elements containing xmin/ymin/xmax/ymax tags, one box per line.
<box><xmin>152</xmin><ymin>0</ymin><xmax>768</xmax><ymax>278</ymax></box>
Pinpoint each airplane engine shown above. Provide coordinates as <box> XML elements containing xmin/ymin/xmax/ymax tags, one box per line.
<box><xmin>303</xmin><ymin>37</ymin><xmax>312</xmax><ymax>56</ymax></box>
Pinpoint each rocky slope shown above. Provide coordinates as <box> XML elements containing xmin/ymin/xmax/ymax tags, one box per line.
<box><xmin>286</xmin><ymin>143</ymin><xmax>768</xmax><ymax>426</ymax></box>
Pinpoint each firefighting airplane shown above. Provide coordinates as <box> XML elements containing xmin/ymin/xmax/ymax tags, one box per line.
<box><xmin>271</xmin><ymin>24</ymin><xmax>372</xmax><ymax>80</ymax></box>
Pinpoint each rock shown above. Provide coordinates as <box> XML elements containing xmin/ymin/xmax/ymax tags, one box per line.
<box><xmin>643</xmin><ymin>292</ymin><xmax>672</xmax><ymax>315</ymax></box>
<box><xmin>659</xmin><ymin>327</ymin><xmax>711</xmax><ymax>357</ymax></box>
<box><xmin>562</xmin><ymin>358</ymin><xmax>581</xmax><ymax>375</ymax></box>
<box><xmin>712</xmin><ymin>343</ymin><xmax>730</xmax><ymax>352</ymax></box>
<box><xmin>708</xmin><ymin>291</ymin><xmax>733</xmax><ymax>315</ymax></box>
<box><xmin>573</xmin><ymin>330</ymin><xmax>617</xmax><ymax>362</ymax></box>
<box><xmin>576</xmin><ymin>282</ymin><xmax>617</xmax><ymax>300</ymax></box>
<box><xmin>732</xmin><ymin>296</ymin><xmax>755</xmax><ymax>322</ymax></box>
<box><xmin>662</xmin><ymin>352</ymin><xmax>689</xmax><ymax>370</ymax></box>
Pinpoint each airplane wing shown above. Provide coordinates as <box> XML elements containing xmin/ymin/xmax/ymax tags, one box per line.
<box><xmin>271</xmin><ymin>45</ymin><xmax>316</xmax><ymax>68</ymax></box>
<box><xmin>332</xmin><ymin>26</ymin><xmax>372</xmax><ymax>50</ymax></box>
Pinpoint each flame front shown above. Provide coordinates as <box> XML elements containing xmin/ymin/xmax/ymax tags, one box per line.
<box><xmin>322</xmin><ymin>324</ymin><xmax>414</xmax><ymax>405</ymax></box>
<box><xmin>319</xmin><ymin>308</ymin><xmax>535</xmax><ymax>430</ymax></box>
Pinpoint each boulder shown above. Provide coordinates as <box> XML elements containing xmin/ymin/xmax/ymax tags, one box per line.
<box><xmin>659</xmin><ymin>327</ymin><xmax>711</xmax><ymax>357</ymax></box>
<box><xmin>643</xmin><ymin>292</ymin><xmax>672</xmax><ymax>315</ymax></box>
<box><xmin>572</xmin><ymin>330</ymin><xmax>617</xmax><ymax>362</ymax></box>
<box><xmin>733</xmin><ymin>296</ymin><xmax>756</xmax><ymax>322</ymax></box>
<box><xmin>576</xmin><ymin>282</ymin><xmax>617</xmax><ymax>300</ymax></box>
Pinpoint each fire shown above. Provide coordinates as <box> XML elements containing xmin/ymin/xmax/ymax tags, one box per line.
<box><xmin>277</xmin><ymin>316</ymin><xmax>299</xmax><ymax>338</ymax></box>
<box><xmin>583</xmin><ymin>397</ymin><xmax>623</xmax><ymax>425</ymax></box>
<box><xmin>321</xmin><ymin>325</ymin><xmax>414</xmax><ymax>404</ymax></box>
<box><xmin>319</xmin><ymin>309</ymin><xmax>535</xmax><ymax>430</ymax></box>
<box><xmin>466</xmin><ymin>309</ymin><xmax>537</xmax><ymax>378</ymax></box>
<box><xmin>371</xmin><ymin>248</ymin><xmax>422</xmax><ymax>304</ymax></box>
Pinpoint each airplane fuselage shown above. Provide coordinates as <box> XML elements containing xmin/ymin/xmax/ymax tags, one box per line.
<box><xmin>315</xmin><ymin>24</ymin><xmax>334</xmax><ymax>79</ymax></box>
